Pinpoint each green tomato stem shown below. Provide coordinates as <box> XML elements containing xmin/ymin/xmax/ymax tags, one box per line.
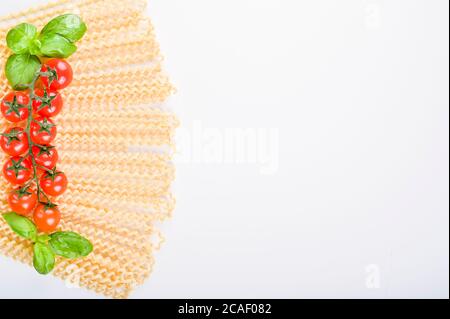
<box><xmin>24</xmin><ymin>68</ymin><xmax>53</xmax><ymax>205</ymax></box>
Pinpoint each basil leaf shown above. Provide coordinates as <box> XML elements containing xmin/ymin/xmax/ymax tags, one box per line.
<box><xmin>6</xmin><ymin>23</ymin><xmax>38</xmax><ymax>54</ymax></box>
<box><xmin>39</xmin><ymin>33</ymin><xmax>77</xmax><ymax>58</ymax></box>
<box><xmin>49</xmin><ymin>231</ymin><xmax>93</xmax><ymax>259</ymax></box>
<box><xmin>33</xmin><ymin>242</ymin><xmax>55</xmax><ymax>275</ymax></box>
<box><xmin>41</xmin><ymin>14</ymin><xmax>87</xmax><ymax>43</ymax></box>
<box><xmin>5</xmin><ymin>54</ymin><xmax>41</xmax><ymax>90</ymax></box>
<box><xmin>2</xmin><ymin>212</ymin><xmax>37</xmax><ymax>241</ymax></box>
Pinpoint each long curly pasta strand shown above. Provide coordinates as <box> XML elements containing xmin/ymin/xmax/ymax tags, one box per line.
<box><xmin>0</xmin><ymin>0</ymin><xmax>176</xmax><ymax>298</ymax></box>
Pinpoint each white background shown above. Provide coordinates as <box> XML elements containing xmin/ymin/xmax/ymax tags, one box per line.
<box><xmin>0</xmin><ymin>0</ymin><xmax>448</xmax><ymax>299</ymax></box>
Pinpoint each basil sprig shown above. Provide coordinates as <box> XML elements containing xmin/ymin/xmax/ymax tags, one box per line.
<box><xmin>5</xmin><ymin>14</ymin><xmax>87</xmax><ymax>90</ymax></box>
<box><xmin>2</xmin><ymin>213</ymin><xmax>93</xmax><ymax>275</ymax></box>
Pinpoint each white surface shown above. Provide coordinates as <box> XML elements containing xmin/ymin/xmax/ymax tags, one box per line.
<box><xmin>0</xmin><ymin>0</ymin><xmax>448</xmax><ymax>299</ymax></box>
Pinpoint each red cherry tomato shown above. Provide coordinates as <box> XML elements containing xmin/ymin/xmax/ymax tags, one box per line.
<box><xmin>40</xmin><ymin>59</ymin><xmax>73</xmax><ymax>91</ymax></box>
<box><xmin>7</xmin><ymin>186</ymin><xmax>38</xmax><ymax>216</ymax></box>
<box><xmin>0</xmin><ymin>127</ymin><xmax>29</xmax><ymax>156</ymax></box>
<box><xmin>33</xmin><ymin>203</ymin><xmax>61</xmax><ymax>233</ymax></box>
<box><xmin>33</xmin><ymin>88</ymin><xmax>63</xmax><ymax>118</ymax></box>
<box><xmin>32</xmin><ymin>145</ymin><xmax>58</xmax><ymax>170</ymax></box>
<box><xmin>2</xmin><ymin>156</ymin><xmax>32</xmax><ymax>185</ymax></box>
<box><xmin>30</xmin><ymin>116</ymin><xmax>57</xmax><ymax>145</ymax></box>
<box><xmin>1</xmin><ymin>92</ymin><xmax>30</xmax><ymax>123</ymax></box>
<box><xmin>40</xmin><ymin>170</ymin><xmax>68</xmax><ymax>196</ymax></box>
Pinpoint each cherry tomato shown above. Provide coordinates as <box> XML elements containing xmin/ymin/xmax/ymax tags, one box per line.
<box><xmin>32</xmin><ymin>88</ymin><xmax>63</xmax><ymax>118</ymax></box>
<box><xmin>2</xmin><ymin>156</ymin><xmax>32</xmax><ymax>185</ymax></box>
<box><xmin>0</xmin><ymin>127</ymin><xmax>29</xmax><ymax>156</ymax></box>
<box><xmin>40</xmin><ymin>59</ymin><xmax>73</xmax><ymax>91</ymax></box>
<box><xmin>7</xmin><ymin>186</ymin><xmax>38</xmax><ymax>216</ymax></box>
<box><xmin>33</xmin><ymin>203</ymin><xmax>61</xmax><ymax>233</ymax></box>
<box><xmin>30</xmin><ymin>116</ymin><xmax>57</xmax><ymax>145</ymax></box>
<box><xmin>40</xmin><ymin>170</ymin><xmax>68</xmax><ymax>196</ymax></box>
<box><xmin>1</xmin><ymin>92</ymin><xmax>30</xmax><ymax>123</ymax></box>
<box><xmin>32</xmin><ymin>145</ymin><xmax>58</xmax><ymax>170</ymax></box>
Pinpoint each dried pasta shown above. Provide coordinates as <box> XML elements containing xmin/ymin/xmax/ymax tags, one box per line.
<box><xmin>0</xmin><ymin>0</ymin><xmax>177</xmax><ymax>298</ymax></box>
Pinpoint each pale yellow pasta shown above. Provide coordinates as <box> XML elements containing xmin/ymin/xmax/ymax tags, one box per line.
<box><xmin>0</xmin><ymin>0</ymin><xmax>177</xmax><ymax>298</ymax></box>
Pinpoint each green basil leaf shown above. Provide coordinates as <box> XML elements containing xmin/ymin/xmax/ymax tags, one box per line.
<box><xmin>49</xmin><ymin>231</ymin><xmax>93</xmax><ymax>259</ymax></box>
<box><xmin>41</xmin><ymin>14</ymin><xmax>87</xmax><ymax>43</ymax></box>
<box><xmin>2</xmin><ymin>212</ymin><xmax>37</xmax><ymax>241</ymax></box>
<box><xmin>5</xmin><ymin>54</ymin><xmax>41</xmax><ymax>90</ymax></box>
<box><xmin>33</xmin><ymin>242</ymin><xmax>55</xmax><ymax>275</ymax></box>
<box><xmin>39</xmin><ymin>33</ymin><xmax>77</xmax><ymax>58</ymax></box>
<box><xmin>6</xmin><ymin>23</ymin><xmax>38</xmax><ymax>54</ymax></box>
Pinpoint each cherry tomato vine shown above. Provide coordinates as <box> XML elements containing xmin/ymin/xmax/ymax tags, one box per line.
<box><xmin>1</xmin><ymin>14</ymin><xmax>92</xmax><ymax>275</ymax></box>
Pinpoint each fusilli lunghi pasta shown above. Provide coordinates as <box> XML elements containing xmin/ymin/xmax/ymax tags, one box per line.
<box><xmin>0</xmin><ymin>0</ymin><xmax>177</xmax><ymax>298</ymax></box>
